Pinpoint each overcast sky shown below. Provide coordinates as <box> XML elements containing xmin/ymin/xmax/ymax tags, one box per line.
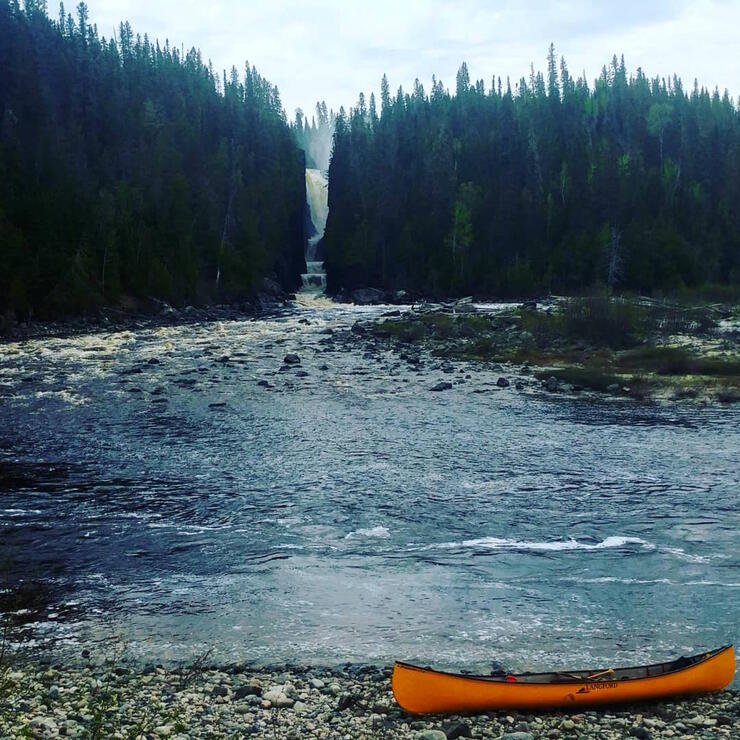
<box><xmin>88</xmin><ymin>0</ymin><xmax>740</xmax><ymax>118</ymax></box>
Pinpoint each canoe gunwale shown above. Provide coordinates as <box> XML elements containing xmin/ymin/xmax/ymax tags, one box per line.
<box><xmin>393</xmin><ymin>644</ymin><xmax>733</xmax><ymax>687</ymax></box>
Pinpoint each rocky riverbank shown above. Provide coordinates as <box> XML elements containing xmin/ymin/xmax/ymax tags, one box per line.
<box><xmin>0</xmin><ymin>280</ymin><xmax>294</xmax><ymax>344</ymax></box>
<box><xmin>1</xmin><ymin>659</ymin><xmax>738</xmax><ymax>739</ymax></box>
<box><xmin>342</xmin><ymin>297</ymin><xmax>740</xmax><ymax>404</ymax></box>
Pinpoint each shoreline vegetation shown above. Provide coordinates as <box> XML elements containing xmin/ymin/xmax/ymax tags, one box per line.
<box><xmin>1</xmin><ymin>653</ymin><xmax>738</xmax><ymax>739</ymax></box>
<box><xmin>360</xmin><ymin>295</ymin><xmax>740</xmax><ymax>404</ymax></box>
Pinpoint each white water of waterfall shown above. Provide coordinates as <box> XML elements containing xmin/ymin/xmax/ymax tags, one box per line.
<box><xmin>302</xmin><ymin>168</ymin><xmax>328</xmax><ymax>292</ymax></box>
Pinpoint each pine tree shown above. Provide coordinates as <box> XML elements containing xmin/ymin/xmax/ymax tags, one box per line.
<box><xmin>456</xmin><ymin>62</ymin><xmax>470</xmax><ymax>97</ymax></box>
<box><xmin>380</xmin><ymin>74</ymin><xmax>391</xmax><ymax>116</ymax></box>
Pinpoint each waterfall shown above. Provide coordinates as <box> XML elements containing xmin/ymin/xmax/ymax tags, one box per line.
<box><xmin>302</xmin><ymin>168</ymin><xmax>328</xmax><ymax>291</ymax></box>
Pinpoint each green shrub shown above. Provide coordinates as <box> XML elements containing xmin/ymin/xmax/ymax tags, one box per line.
<box><xmin>521</xmin><ymin>297</ymin><xmax>647</xmax><ymax>349</ymax></box>
<box><xmin>563</xmin><ymin>298</ymin><xmax>646</xmax><ymax>348</ymax></box>
<box><xmin>618</xmin><ymin>346</ymin><xmax>740</xmax><ymax>376</ymax></box>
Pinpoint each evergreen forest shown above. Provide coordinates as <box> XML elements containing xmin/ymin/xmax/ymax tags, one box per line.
<box><xmin>325</xmin><ymin>49</ymin><xmax>740</xmax><ymax>298</ymax></box>
<box><xmin>0</xmin><ymin>1</ymin><xmax>305</xmax><ymax>319</ymax></box>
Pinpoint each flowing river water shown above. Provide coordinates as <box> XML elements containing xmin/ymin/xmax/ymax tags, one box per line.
<box><xmin>0</xmin><ymin>301</ymin><xmax>738</xmax><ymax>676</ymax></box>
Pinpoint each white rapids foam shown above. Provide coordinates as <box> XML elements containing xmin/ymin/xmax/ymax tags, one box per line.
<box><xmin>346</xmin><ymin>526</ymin><xmax>391</xmax><ymax>539</ymax></box>
<box><xmin>416</xmin><ymin>535</ymin><xmax>654</xmax><ymax>553</ymax></box>
<box><xmin>412</xmin><ymin>535</ymin><xmax>719</xmax><ymax>563</ymax></box>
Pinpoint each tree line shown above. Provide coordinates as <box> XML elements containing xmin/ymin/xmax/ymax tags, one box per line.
<box><xmin>324</xmin><ymin>47</ymin><xmax>740</xmax><ymax>298</ymax></box>
<box><xmin>0</xmin><ymin>1</ymin><xmax>306</xmax><ymax>320</ymax></box>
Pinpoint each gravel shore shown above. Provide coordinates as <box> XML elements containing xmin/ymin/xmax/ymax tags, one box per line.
<box><xmin>1</xmin><ymin>660</ymin><xmax>737</xmax><ymax>739</ymax></box>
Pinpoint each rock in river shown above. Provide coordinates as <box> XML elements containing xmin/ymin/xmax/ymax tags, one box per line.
<box><xmin>283</xmin><ymin>354</ymin><xmax>301</xmax><ymax>365</ymax></box>
<box><xmin>431</xmin><ymin>381</ymin><xmax>453</xmax><ymax>392</ymax></box>
<box><xmin>351</xmin><ymin>288</ymin><xmax>385</xmax><ymax>305</ymax></box>
<box><xmin>496</xmin><ymin>376</ymin><xmax>510</xmax><ymax>388</ymax></box>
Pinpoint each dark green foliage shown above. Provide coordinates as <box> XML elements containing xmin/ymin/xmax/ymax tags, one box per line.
<box><xmin>520</xmin><ymin>298</ymin><xmax>647</xmax><ymax>349</ymax></box>
<box><xmin>0</xmin><ymin>2</ymin><xmax>305</xmax><ymax>319</ymax></box>
<box><xmin>324</xmin><ymin>52</ymin><xmax>740</xmax><ymax>298</ymax></box>
<box><xmin>521</xmin><ymin>297</ymin><xmax>721</xmax><ymax>350</ymax></box>
<box><xmin>560</xmin><ymin>298</ymin><xmax>646</xmax><ymax>349</ymax></box>
<box><xmin>617</xmin><ymin>346</ymin><xmax>740</xmax><ymax>376</ymax></box>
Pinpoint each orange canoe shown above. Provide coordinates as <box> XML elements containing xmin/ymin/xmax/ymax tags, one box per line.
<box><xmin>392</xmin><ymin>645</ymin><xmax>735</xmax><ymax>714</ymax></box>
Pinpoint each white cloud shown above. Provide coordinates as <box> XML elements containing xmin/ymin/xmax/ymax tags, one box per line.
<box><xmin>87</xmin><ymin>0</ymin><xmax>740</xmax><ymax>117</ymax></box>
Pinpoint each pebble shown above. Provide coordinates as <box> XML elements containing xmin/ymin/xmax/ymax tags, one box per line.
<box><xmin>442</xmin><ymin>719</ymin><xmax>472</xmax><ymax>738</ymax></box>
<box><xmin>419</xmin><ymin>731</ymin><xmax>447</xmax><ymax>740</ymax></box>
<box><xmin>1</xmin><ymin>643</ymin><xmax>738</xmax><ymax>739</ymax></box>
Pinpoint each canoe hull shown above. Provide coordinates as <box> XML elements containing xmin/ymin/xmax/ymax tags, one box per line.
<box><xmin>392</xmin><ymin>646</ymin><xmax>736</xmax><ymax>714</ymax></box>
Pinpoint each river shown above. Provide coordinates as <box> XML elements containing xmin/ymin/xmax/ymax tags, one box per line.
<box><xmin>0</xmin><ymin>301</ymin><xmax>738</xmax><ymax>675</ymax></box>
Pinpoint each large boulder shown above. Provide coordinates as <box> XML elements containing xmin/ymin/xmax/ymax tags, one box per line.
<box><xmin>351</xmin><ymin>288</ymin><xmax>385</xmax><ymax>305</ymax></box>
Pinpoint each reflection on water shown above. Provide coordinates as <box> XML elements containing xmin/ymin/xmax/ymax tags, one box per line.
<box><xmin>0</xmin><ymin>303</ymin><xmax>738</xmax><ymax>674</ymax></box>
